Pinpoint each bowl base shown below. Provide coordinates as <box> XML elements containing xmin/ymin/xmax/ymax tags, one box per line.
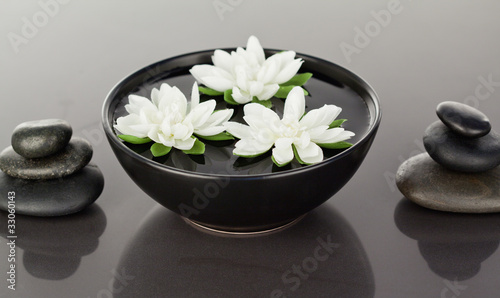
<box><xmin>182</xmin><ymin>215</ymin><xmax>307</xmax><ymax>238</ymax></box>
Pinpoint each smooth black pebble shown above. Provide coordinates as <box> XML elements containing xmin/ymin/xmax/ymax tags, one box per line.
<box><xmin>11</xmin><ymin>119</ymin><xmax>72</xmax><ymax>159</ymax></box>
<box><xmin>423</xmin><ymin>121</ymin><xmax>500</xmax><ymax>172</ymax></box>
<box><xmin>436</xmin><ymin>101</ymin><xmax>491</xmax><ymax>138</ymax></box>
<box><xmin>0</xmin><ymin>137</ymin><xmax>92</xmax><ymax>180</ymax></box>
<box><xmin>0</xmin><ymin>163</ymin><xmax>104</xmax><ymax>216</ymax></box>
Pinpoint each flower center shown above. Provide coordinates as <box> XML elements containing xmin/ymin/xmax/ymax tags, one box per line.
<box><xmin>280</xmin><ymin>118</ymin><xmax>301</xmax><ymax>138</ymax></box>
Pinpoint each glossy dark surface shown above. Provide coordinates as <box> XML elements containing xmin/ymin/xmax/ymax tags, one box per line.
<box><xmin>102</xmin><ymin>50</ymin><xmax>380</xmax><ymax>231</ymax></box>
<box><xmin>1</xmin><ymin>1</ymin><xmax>500</xmax><ymax>297</ymax></box>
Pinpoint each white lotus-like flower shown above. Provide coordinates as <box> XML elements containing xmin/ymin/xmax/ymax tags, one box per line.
<box><xmin>224</xmin><ymin>86</ymin><xmax>355</xmax><ymax>166</ymax></box>
<box><xmin>189</xmin><ymin>35</ymin><xmax>305</xmax><ymax>104</ymax></box>
<box><xmin>114</xmin><ymin>82</ymin><xmax>233</xmax><ymax>153</ymax></box>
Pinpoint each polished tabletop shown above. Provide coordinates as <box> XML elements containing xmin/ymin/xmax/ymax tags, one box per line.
<box><xmin>1</xmin><ymin>1</ymin><xmax>500</xmax><ymax>297</ymax></box>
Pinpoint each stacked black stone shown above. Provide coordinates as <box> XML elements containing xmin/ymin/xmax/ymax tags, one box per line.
<box><xmin>424</xmin><ymin>101</ymin><xmax>500</xmax><ymax>172</ymax></box>
<box><xmin>397</xmin><ymin>102</ymin><xmax>500</xmax><ymax>213</ymax></box>
<box><xmin>0</xmin><ymin>119</ymin><xmax>104</xmax><ymax>216</ymax></box>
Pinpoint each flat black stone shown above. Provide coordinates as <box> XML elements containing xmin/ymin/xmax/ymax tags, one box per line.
<box><xmin>436</xmin><ymin>101</ymin><xmax>491</xmax><ymax>138</ymax></box>
<box><xmin>0</xmin><ymin>137</ymin><xmax>93</xmax><ymax>180</ymax></box>
<box><xmin>11</xmin><ymin>119</ymin><xmax>72</xmax><ymax>159</ymax></box>
<box><xmin>423</xmin><ymin>121</ymin><xmax>500</xmax><ymax>172</ymax></box>
<box><xmin>0</xmin><ymin>163</ymin><xmax>104</xmax><ymax>216</ymax></box>
<box><xmin>396</xmin><ymin>153</ymin><xmax>500</xmax><ymax>213</ymax></box>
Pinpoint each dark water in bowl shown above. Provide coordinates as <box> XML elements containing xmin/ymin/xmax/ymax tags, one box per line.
<box><xmin>113</xmin><ymin>74</ymin><xmax>371</xmax><ymax>175</ymax></box>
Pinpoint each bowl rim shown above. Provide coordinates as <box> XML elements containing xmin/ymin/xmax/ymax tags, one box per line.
<box><xmin>102</xmin><ymin>48</ymin><xmax>382</xmax><ymax>178</ymax></box>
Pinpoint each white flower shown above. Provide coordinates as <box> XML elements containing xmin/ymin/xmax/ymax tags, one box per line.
<box><xmin>189</xmin><ymin>35</ymin><xmax>304</xmax><ymax>104</ymax></box>
<box><xmin>224</xmin><ymin>86</ymin><xmax>355</xmax><ymax>166</ymax></box>
<box><xmin>114</xmin><ymin>82</ymin><xmax>233</xmax><ymax>151</ymax></box>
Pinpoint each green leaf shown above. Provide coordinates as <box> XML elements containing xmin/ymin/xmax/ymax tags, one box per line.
<box><xmin>251</xmin><ymin>97</ymin><xmax>273</xmax><ymax>108</ymax></box>
<box><xmin>292</xmin><ymin>144</ymin><xmax>309</xmax><ymax>165</ymax></box>
<box><xmin>224</xmin><ymin>89</ymin><xmax>240</xmax><ymax>105</ymax></box>
<box><xmin>281</xmin><ymin>73</ymin><xmax>313</xmax><ymax>87</ymax></box>
<box><xmin>329</xmin><ymin>119</ymin><xmax>347</xmax><ymax>128</ymax></box>
<box><xmin>182</xmin><ymin>138</ymin><xmax>205</xmax><ymax>155</ymax></box>
<box><xmin>198</xmin><ymin>86</ymin><xmax>224</xmax><ymax>96</ymax></box>
<box><xmin>274</xmin><ymin>86</ymin><xmax>308</xmax><ymax>99</ymax></box>
<box><xmin>150</xmin><ymin>143</ymin><xmax>172</xmax><ymax>157</ymax></box>
<box><xmin>196</xmin><ymin>132</ymin><xmax>234</xmax><ymax>141</ymax></box>
<box><xmin>118</xmin><ymin>135</ymin><xmax>152</xmax><ymax>144</ymax></box>
<box><xmin>317</xmin><ymin>141</ymin><xmax>353</xmax><ymax>149</ymax></box>
<box><xmin>271</xmin><ymin>155</ymin><xmax>291</xmax><ymax>167</ymax></box>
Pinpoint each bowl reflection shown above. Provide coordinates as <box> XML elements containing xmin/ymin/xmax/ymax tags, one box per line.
<box><xmin>113</xmin><ymin>203</ymin><xmax>374</xmax><ymax>297</ymax></box>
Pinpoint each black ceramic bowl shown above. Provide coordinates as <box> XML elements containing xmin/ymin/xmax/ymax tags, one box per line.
<box><xmin>102</xmin><ymin>49</ymin><xmax>381</xmax><ymax>233</ymax></box>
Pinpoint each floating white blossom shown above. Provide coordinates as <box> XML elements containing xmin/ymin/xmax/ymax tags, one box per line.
<box><xmin>190</xmin><ymin>35</ymin><xmax>307</xmax><ymax>105</ymax></box>
<box><xmin>224</xmin><ymin>86</ymin><xmax>355</xmax><ymax>166</ymax></box>
<box><xmin>115</xmin><ymin>82</ymin><xmax>233</xmax><ymax>155</ymax></box>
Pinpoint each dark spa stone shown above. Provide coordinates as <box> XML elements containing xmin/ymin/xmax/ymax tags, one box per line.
<box><xmin>396</xmin><ymin>153</ymin><xmax>500</xmax><ymax>213</ymax></box>
<box><xmin>436</xmin><ymin>101</ymin><xmax>491</xmax><ymax>138</ymax></box>
<box><xmin>0</xmin><ymin>163</ymin><xmax>104</xmax><ymax>216</ymax></box>
<box><xmin>11</xmin><ymin>119</ymin><xmax>72</xmax><ymax>159</ymax></box>
<box><xmin>0</xmin><ymin>137</ymin><xmax>93</xmax><ymax>180</ymax></box>
<box><xmin>423</xmin><ymin>121</ymin><xmax>500</xmax><ymax>173</ymax></box>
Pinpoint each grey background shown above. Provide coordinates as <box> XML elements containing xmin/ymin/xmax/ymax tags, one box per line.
<box><xmin>1</xmin><ymin>0</ymin><xmax>500</xmax><ymax>297</ymax></box>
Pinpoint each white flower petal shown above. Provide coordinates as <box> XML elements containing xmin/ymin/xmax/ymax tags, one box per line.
<box><xmin>158</xmin><ymin>133</ymin><xmax>175</xmax><ymax>147</ymax></box>
<box><xmin>299</xmin><ymin>105</ymin><xmax>342</xmax><ymax>129</ymax></box>
<box><xmin>311</xmin><ymin>128</ymin><xmax>355</xmax><ymax>144</ymax></box>
<box><xmin>186</xmin><ymin>100</ymin><xmax>216</xmax><ymax>128</ymax></box>
<box><xmin>203</xmin><ymin>109</ymin><xmax>233</xmax><ymax>128</ymax></box>
<box><xmin>243</xmin><ymin>103</ymin><xmax>281</xmax><ymax>130</ymax></box>
<box><xmin>256</xmin><ymin>84</ymin><xmax>279</xmax><ymax>101</ymax></box>
<box><xmin>190</xmin><ymin>65</ymin><xmax>234</xmax><ymax>91</ymax></box>
<box><xmin>306</xmin><ymin>125</ymin><xmax>329</xmax><ymax>140</ymax></box>
<box><xmin>232</xmin><ymin>87</ymin><xmax>252</xmax><ymax>104</ymax></box>
<box><xmin>115</xmin><ymin>115</ymin><xmax>150</xmax><ymax>137</ymax></box>
<box><xmin>274</xmin><ymin>58</ymin><xmax>303</xmax><ymax>84</ymax></box>
<box><xmin>151</xmin><ymin>88</ymin><xmax>161</xmax><ymax>106</ymax></box>
<box><xmin>234</xmin><ymin>138</ymin><xmax>272</xmax><ymax>156</ymax></box>
<box><xmin>147</xmin><ymin>126</ymin><xmax>161</xmax><ymax>143</ymax></box>
<box><xmin>224</xmin><ymin>122</ymin><xmax>253</xmax><ymax>139</ymax></box>
<box><xmin>126</xmin><ymin>95</ymin><xmax>156</xmax><ymax>115</ymax></box>
<box><xmin>246</xmin><ymin>35</ymin><xmax>265</xmax><ymax>64</ymax></box>
<box><xmin>201</xmin><ymin>76</ymin><xmax>235</xmax><ymax>92</ymax></box>
<box><xmin>172</xmin><ymin>123</ymin><xmax>192</xmax><ymax>140</ymax></box>
<box><xmin>249</xmin><ymin>81</ymin><xmax>264</xmax><ymax>96</ymax></box>
<box><xmin>235</xmin><ymin>65</ymin><xmax>249</xmax><ymax>91</ymax></box>
<box><xmin>195</xmin><ymin>126</ymin><xmax>225</xmax><ymax>137</ymax></box>
<box><xmin>283</xmin><ymin>87</ymin><xmax>305</xmax><ymax>122</ymax></box>
<box><xmin>257</xmin><ymin>59</ymin><xmax>279</xmax><ymax>84</ymax></box>
<box><xmin>272</xmin><ymin>138</ymin><xmax>294</xmax><ymax>165</ymax></box>
<box><xmin>274</xmin><ymin>50</ymin><xmax>296</xmax><ymax>65</ymax></box>
<box><xmin>212</xmin><ymin>49</ymin><xmax>234</xmax><ymax>73</ymax></box>
<box><xmin>295</xmin><ymin>142</ymin><xmax>323</xmax><ymax>164</ymax></box>
<box><xmin>170</xmin><ymin>86</ymin><xmax>188</xmax><ymax>117</ymax></box>
<box><xmin>174</xmin><ymin>137</ymin><xmax>196</xmax><ymax>151</ymax></box>
<box><xmin>190</xmin><ymin>82</ymin><xmax>200</xmax><ymax>109</ymax></box>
